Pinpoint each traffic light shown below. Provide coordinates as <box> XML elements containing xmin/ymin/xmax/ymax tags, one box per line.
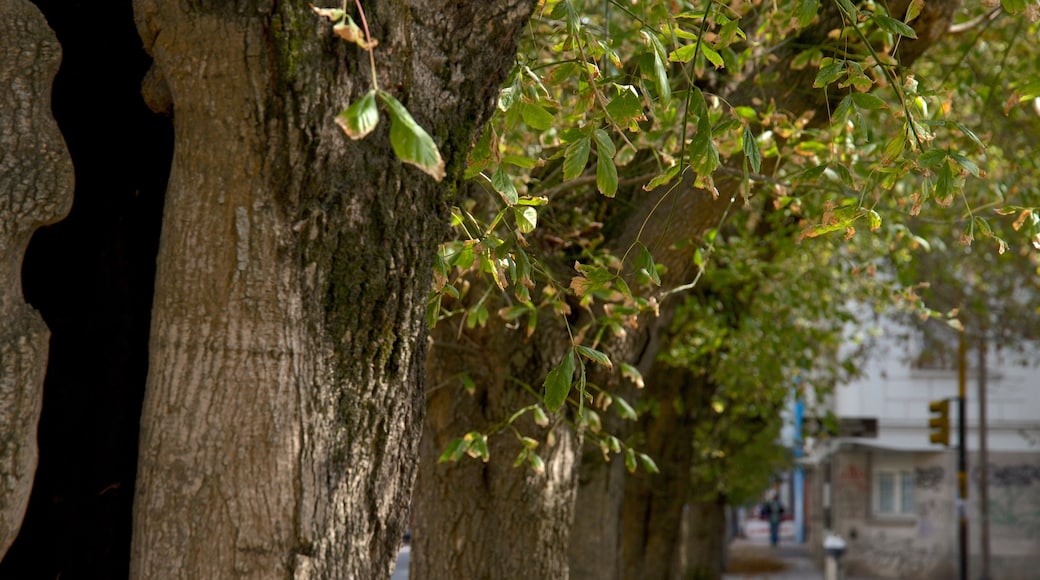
<box><xmin>928</xmin><ymin>399</ymin><xmax>950</xmax><ymax>446</ymax></box>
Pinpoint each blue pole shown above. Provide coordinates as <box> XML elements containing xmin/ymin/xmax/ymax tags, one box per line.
<box><xmin>794</xmin><ymin>393</ymin><xmax>805</xmax><ymax>544</ymax></box>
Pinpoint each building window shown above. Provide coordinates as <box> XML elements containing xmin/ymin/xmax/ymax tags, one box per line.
<box><xmin>874</xmin><ymin>469</ymin><xmax>914</xmax><ymax>516</ymax></box>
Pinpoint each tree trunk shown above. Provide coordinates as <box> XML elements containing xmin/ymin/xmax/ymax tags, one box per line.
<box><xmin>414</xmin><ymin>316</ymin><xmax>582</xmax><ymax>579</ymax></box>
<box><xmin>681</xmin><ymin>496</ymin><xmax>727</xmax><ymax>580</ymax></box>
<box><xmin>128</xmin><ymin>1</ymin><xmax>533</xmax><ymax>578</ymax></box>
<box><xmin>619</xmin><ymin>364</ymin><xmax>708</xmax><ymax>580</ymax></box>
<box><xmin>0</xmin><ymin>0</ymin><xmax>74</xmax><ymax>558</ymax></box>
<box><xmin>568</xmin><ymin>444</ymin><xmax>627</xmax><ymax>580</ymax></box>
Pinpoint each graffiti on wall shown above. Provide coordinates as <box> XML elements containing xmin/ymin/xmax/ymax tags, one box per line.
<box><xmin>915</xmin><ymin>466</ymin><xmax>945</xmax><ymax>491</ymax></box>
<box><xmin>855</xmin><ymin>536</ymin><xmax>944</xmax><ymax>578</ymax></box>
<box><xmin>835</xmin><ymin>462</ymin><xmax>867</xmax><ymax>517</ymax></box>
<box><xmin>972</xmin><ymin>463</ymin><xmax>1040</xmax><ymax>538</ymax></box>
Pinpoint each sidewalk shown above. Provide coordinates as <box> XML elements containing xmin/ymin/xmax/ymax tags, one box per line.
<box><xmin>723</xmin><ymin>538</ymin><xmax>878</xmax><ymax>580</ymax></box>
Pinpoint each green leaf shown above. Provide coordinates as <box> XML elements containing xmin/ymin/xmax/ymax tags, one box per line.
<box><xmin>498</xmin><ymin>79</ymin><xmax>521</xmax><ymax>112</ymax></box>
<box><xmin>437</xmin><ymin>437</ymin><xmax>469</xmax><ymax>463</ymax></box>
<box><xmin>514</xmin><ymin>206</ymin><xmax>538</xmax><ymax>233</ymax></box>
<box><xmin>1002</xmin><ymin>0</ymin><xmax>1028</xmax><ymax>13</ymax></box>
<box><xmin>872</xmin><ymin>14</ymin><xmax>917</xmax><ymax>39</ymax></box>
<box><xmin>592</xmin><ymin>129</ymin><xmax>616</xmax><ymax>158</ymax></box>
<box><xmin>425</xmin><ymin>292</ymin><xmax>442</xmax><ymax>328</ymax></box>
<box><xmin>606</xmin><ymin>85</ymin><xmax>646</xmax><ymax>129</ymax></box>
<box><xmin>867</xmin><ymin>209</ymin><xmax>882</xmax><ymax>231</ymax></box>
<box><xmin>814</xmin><ymin>60</ymin><xmax>845</xmax><ymax>88</ymax></box>
<box><xmin>851</xmin><ymin>92</ymin><xmax>887</xmax><ymax>110</ymax></box>
<box><xmin>918</xmin><ymin>149</ymin><xmax>948</xmax><ymax>168</ymax></box>
<box><xmin>624</xmin><ymin>447</ymin><xmax>638</xmax><ymax>473</ymax></box>
<box><xmin>498</xmin><ymin>304</ymin><xmax>530</xmax><ymax>321</ymax></box>
<box><xmin>453</xmin><ymin>242</ymin><xmax>476</xmax><ymax>270</ymax></box>
<box><xmin>543</xmin><ymin>350</ymin><xmax>576</xmax><ymax>412</ymax></box>
<box><xmin>949</xmin><ymin>152</ymin><xmax>980</xmax><ymax>177</ymax></box>
<box><xmin>668</xmin><ymin>42</ymin><xmax>699</xmax><ymax>63</ymax></box>
<box><xmin>597</xmin><ymin>152</ymin><xmax>619</xmax><ymax>197</ymax></box>
<box><xmin>576</xmin><ymin>345</ymin><xmax>613</xmax><ymax>369</ymax></box>
<box><xmin>464</xmin><ymin>431</ymin><xmax>490</xmax><ymax>462</ymax></box>
<box><xmin>502</xmin><ymin>154</ymin><xmax>539</xmax><ymax>169</ymax></box>
<box><xmin>635</xmin><ymin>242</ymin><xmax>661</xmax><ymax>286</ymax></box>
<box><xmin>492</xmin><ymin>166</ymin><xmax>519</xmax><ymax>206</ymax></box>
<box><xmin>532</xmin><ymin>406</ymin><xmax>550</xmax><ymax>427</ymax></box>
<box><xmin>378</xmin><ymin>91</ymin><xmax>446</xmax><ymax>181</ymax></box>
<box><xmin>952</xmin><ymin>122</ymin><xmax>986</xmax><ymax>151</ymax></box>
<box><xmin>563</xmin><ymin>136</ymin><xmax>591</xmax><ymax>181</ymax></box>
<box><xmin>701</xmin><ymin>45</ymin><xmax>724</xmax><ymax>69</ymax></box>
<box><xmin>335</xmin><ymin>90</ymin><xmax>380</xmax><ymax>140</ymax></box>
<box><xmin>796</xmin><ymin>0</ymin><xmax>820</xmax><ymax>27</ymax></box>
<box><xmin>689</xmin><ymin>127</ymin><xmax>719</xmax><ymax>176</ymax></box>
<box><xmin>527</xmin><ymin>452</ymin><xmax>546</xmax><ymax>474</ymax></box>
<box><xmin>461</xmin><ymin>373</ymin><xmax>476</xmax><ymax>395</ymax></box>
<box><xmin>644</xmin><ymin>165</ymin><xmax>681</xmax><ymax>191</ymax></box>
<box><xmin>835</xmin><ymin>0</ymin><xmax>858</xmax><ymax>18</ymax></box>
<box><xmin>934</xmin><ymin>162</ymin><xmax>954</xmax><ymax>202</ymax></box>
<box><xmin>521</xmin><ymin>102</ymin><xmax>555</xmax><ymax>131</ymax></box>
<box><xmin>638</xmin><ymin>453</ymin><xmax>660</xmax><ymax>474</ymax></box>
<box><xmin>882</xmin><ymin>134</ymin><xmax>905</xmax><ymax>163</ymax></box>
<box><xmin>904</xmin><ymin>0</ymin><xmax>924</xmax><ymax>23</ymax></box>
<box><xmin>613</xmin><ymin>396</ymin><xmax>637</xmax><ymax>420</ymax></box>
<box><xmin>742</xmin><ymin>126</ymin><xmax>762</xmax><ymax>173</ymax></box>
<box><xmin>789</xmin><ymin>164</ymin><xmax>827</xmax><ymax>183</ymax></box>
<box><xmin>647</xmin><ymin>35</ymin><xmax>671</xmax><ymax>105</ymax></box>
<box><xmin>464</xmin><ymin>125</ymin><xmax>494</xmax><ymax>179</ymax></box>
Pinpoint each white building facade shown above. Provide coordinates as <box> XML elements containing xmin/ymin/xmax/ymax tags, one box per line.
<box><xmin>803</xmin><ymin>322</ymin><xmax>1040</xmax><ymax>579</ymax></box>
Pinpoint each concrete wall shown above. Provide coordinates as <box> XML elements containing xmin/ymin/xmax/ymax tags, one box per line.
<box><xmin>830</xmin><ymin>448</ymin><xmax>956</xmax><ymax>580</ymax></box>
<box><xmin>807</xmin><ymin>446</ymin><xmax>1040</xmax><ymax>579</ymax></box>
<box><xmin>970</xmin><ymin>452</ymin><xmax>1040</xmax><ymax>579</ymax></box>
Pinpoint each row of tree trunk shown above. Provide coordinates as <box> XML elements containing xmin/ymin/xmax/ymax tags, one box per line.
<box><xmin>1</xmin><ymin>0</ymin><xmax>961</xmax><ymax>578</ymax></box>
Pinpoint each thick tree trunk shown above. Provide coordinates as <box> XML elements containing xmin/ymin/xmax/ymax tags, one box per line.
<box><xmin>681</xmin><ymin>496</ymin><xmax>727</xmax><ymax>580</ymax></box>
<box><xmin>619</xmin><ymin>364</ymin><xmax>708</xmax><ymax>580</ymax></box>
<box><xmin>414</xmin><ymin>317</ymin><xmax>582</xmax><ymax>579</ymax></box>
<box><xmin>128</xmin><ymin>1</ymin><xmax>533</xmax><ymax>578</ymax></box>
<box><xmin>568</xmin><ymin>444</ymin><xmax>627</xmax><ymax>580</ymax></box>
<box><xmin>0</xmin><ymin>0</ymin><xmax>74</xmax><ymax>558</ymax></box>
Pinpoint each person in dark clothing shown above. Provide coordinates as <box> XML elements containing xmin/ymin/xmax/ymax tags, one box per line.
<box><xmin>761</xmin><ymin>490</ymin><xmax>785</xmax><ymax>546</ymax></box>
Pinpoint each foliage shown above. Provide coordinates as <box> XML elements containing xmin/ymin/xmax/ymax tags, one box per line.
<box><xmin>658</xmin><ymin>207</ymin><xmax>878</xmax><ymax>501</ymax></box>
<box><xmin>317</xmin><ymin>1</ymin><xmax>1040</xmax><ymax>470</ymax></box>
<box><xmin>313</xmin><ymin>2</ymin><xmax>446</xmax><ymax>180</ymax></box>
<box><xmin>849</xmin><ymin>0</ymin><xmax>1040</xmax><ymax>360</ymax></box>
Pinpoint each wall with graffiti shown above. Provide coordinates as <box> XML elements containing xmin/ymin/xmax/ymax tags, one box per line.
<box><xmin>969</xmin><ymin>453</ymin><xmax>1040</xmax><ymax>579</ymax></box>
<box><xmin>825</xmin><ymin>448</ymin><xmax>957</xmax><ymax>579</ymax></box>
<box><xmin>807</xmin><ymin>447</ymin><xmax>1040</xmax><ymax>579</ymax></box>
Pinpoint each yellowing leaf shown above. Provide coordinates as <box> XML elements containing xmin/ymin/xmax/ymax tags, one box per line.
<box><xmin>576</xmin><ymin>345</ymin><xmax>612</xmax><ymax>369</ymax></box>
<box><xmin>335</xmin><ymin>90</ymin><xmax>379</xmax><ymax>140</ymax></box>
<box><xmin>378</xmin><ymin>91</ymin><xmax>446</xmax><ymax>181</ymax></box>
<box><xmin>514</xmin><ymin>206</ymin><xmax>537</xmax><ymax>233</ymax></box>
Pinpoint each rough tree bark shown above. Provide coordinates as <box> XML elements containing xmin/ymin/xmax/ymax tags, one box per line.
<box><xmin>619</xmin><ymin>363</ymin><xmax>708</xmax><ymax>580</ymax></box>
<box><xmin>127</xmin><ymin>1</ymin><xmax>533</xmax><ymax>578</ymax></box>
<box><xmin>680</xmin><ymin>496</ymin><xmax>728</xmax><ymax>580</ymax></box>
<box><xmin>415</xmin><ymin>317</ymin><xmax>582</xmax><ymax>579</ymax></box>
<box><xmin>0</xmin><ymin>0</ymin><xmax>74</xmax><ymax>558</ymax></box>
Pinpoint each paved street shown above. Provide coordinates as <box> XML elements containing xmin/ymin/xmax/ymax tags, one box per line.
<box><xmin>392</xmin><ymin>544</ymin><xmax>409</xmax><ymax>580</ymax></box>
<box><xmin>391</xmin><ymin>537</ymin><xmax>879</xmax><ymax>579</ymax></box>
<box><xmin>724</xmin><ymin>538</ymin><xmax>879</xmax><ymax>580</ymax></box>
